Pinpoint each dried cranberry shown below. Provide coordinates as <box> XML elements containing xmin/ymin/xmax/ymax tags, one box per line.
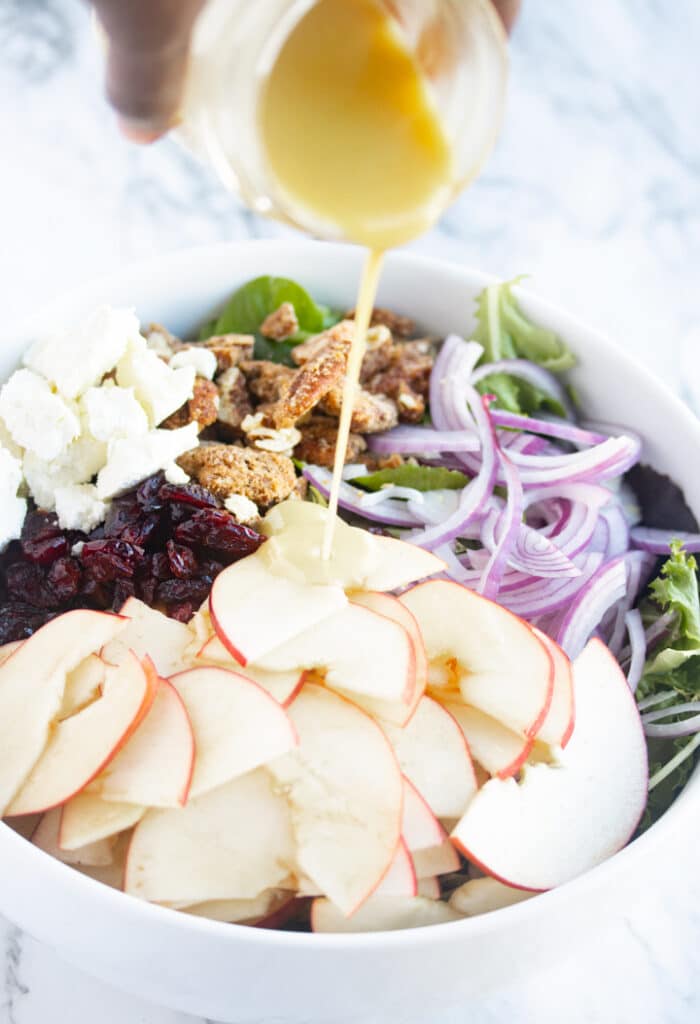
<box><xmin>137</xmin><ymin>576</ymin><xmax>158</xmax><ymax>605</ymax></box>
<box><xmin>103</xmin><ymin>500</ymin><xmax>142</xmax><ymax>538</ymax></box>
<box><xmin>0</xmin><ymin>602</ymin><xmax>53</xmax><ymax>643</ymax></box>
<box><xmin>79</xmin><ymin>576</ymin><xmax>113</xmax><ymax>608</ymax></box>
<box><xmin>156</xmin><ymin>577</ymin><xmax>211</xmax><ymax>606</ymax></box>
<box><xmin>166</xmin><ymin>502</ymin><xmax>196</xmax><ymax>526</ymax></box>
<box><xmin>20</xmin><ymin>510</ymin><xmax>61</xmax><ymax>544</ymax></box>
<box><xmin>159</xmin><ymin>482</ymin><xmax>221</xmax><ymax>510</ymax></box>
<box><xmin>150</xmin><ymin>551</ymin><xmax>171</xmax><ymax>580</ymax></box>
<box><xmin>21</xmin><ymin>534</ymin><xmax>69</xmax><ymax>566</ymax></box>
<box><xmin>198</xmin><ymin>558</ymin><xmax>224</xmax><ymax>579</ymax></box>
<box><xmin>166</xmin><ymin>540</ymin><xmax>198</xmax><ymax>579</ymax></box>
<box><xmin>46</xmin><ymin>557</ymin><xmax>82</xmax><ymax>602</ymax></box>
<box><xmin>121</xmin><ymin>513</ymin><xmax>161</xmax><ymax>549</ymax></box>
<box><xmin>174</xmin><ymin>510</ymin><xmax>264</xmax><ymax>558</ymax></box>
<box><xmin>80</xmin><ymin>540</ymin><xmax>145</xmax><ymax>582</ymax></box>
<box><xmin>137</xmin><ymin>473</ymin><xmax>166</xmax><ymax>511</ymax></box>
<box><xmin>112</xmin><ymin>579</ymin><xmax>137</xmax><ymax>611</ymax></box>
<box><xmin>169</xmin><ymin>601</ymin><xmax>195</xmax><ymax>623</ymax></box>
<box><xmin>5</xmin><ymin>563</ymin><xmax>56</xmax><ymax>609</ymax></box>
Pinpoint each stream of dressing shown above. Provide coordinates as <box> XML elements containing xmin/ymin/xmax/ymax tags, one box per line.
<box><xmin>259</xmin><ymin>0</ymin><xmax>455</xmax><ymax>558</ymax></box>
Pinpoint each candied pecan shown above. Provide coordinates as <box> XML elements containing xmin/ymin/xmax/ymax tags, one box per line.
<box><xmin>240</xmin><ymin>360</ymin><xmax>295</xmax><ymax>404</ymax></box>
<box><xmin>345</xmin><ymin>306</ymin><xmax>415</xmax><ymax>338</ymax></box>
<box><xmin>260</xmin><ymin>302</ymin><xmax>299</xmax><ymax>341</ymax></box>
<box><xmin>319</xmin><ymin>386</ymin><xmax>399</xmax><ymax>434</ymax></box>
<box><xmin>177</xmin><ymin>443</ymin><xmax>297</xmax><ymax>507</ymax></box>
<box><xmin>394</xmin><ymin>382</ymin><xmax>426</xmax><ymax>423</ymax></box>
<box><xmin>146</xmin><ymin>323</ymin><xmax>179</xmax><ymax>359</ymax></box>
<box><xmin>294</xmin><ymin>416</ymin><xmax>367</xmax><ymax>468</ymax></box>
<box><xmin>199</xmin><ymin>334</ymin><xmax>255</xmax><ymax>374</ymax></box>
<box><xmin>269</xmin><ymin>322</ymin><xmax>353</xmax><ymax>429</ymax></box>
<box><xmin>160</xmin><ymin>378</ymin><xmax>220</xmax><ymax>432</ymax></box>
<box><xmin>290</xmin><ymin>319</ymin><xmax>355</xmax><ymax>366</ymax></box>
<box><xmin>359</xmin><ymin>326</ymin><xmax>395</xmax><ymax>382</ymax></box>
<box><xmin>216</xmin><ymin>366</ymin><xmax>253</xmax><ymax>439</ymax></box>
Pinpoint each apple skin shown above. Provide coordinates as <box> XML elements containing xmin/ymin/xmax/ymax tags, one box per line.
<box><xmin>59</xmin><ymin>793</ymin><xmax>144</xmax><ymax>851</ymax></box>
<box><xmin>443</xmin><ymin>701</ymin><xmax>535</xmax><ymax>780</ymax></box>
<box><xmin>531</xmin><ymin>628</ymin><xmax>575</xmax><ymax>748</ymax></box>
<box><xmin>450</xmin><ymin>639</ymin><xmax>648</xmax><ymax>892</ymax></box>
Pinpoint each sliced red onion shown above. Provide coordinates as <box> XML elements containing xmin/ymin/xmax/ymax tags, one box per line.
<box><xmin>556</xmin><ymin>557</ymin><xmax>628</xmax><ymax>659</ymax></box>
<box><xmin>368</xmin><ymin>426</ymin><xmax>480</xmax><ymax>456</ymax></box>
<box><xmin>624</xmin><ymin>609</ymin><xmax>646</xmax><ymax>692</ymax></box>
<box><xmin>410</xmin><ymin>389</ymin><xmax>498</xmax><ymax>550</ymax></box>
<box><xmin>489</xmin><ymin>409</ymin><xmax>607</xmax><ymax>447</ymax></box>
<box><xmin>302</xmin><ymin>466</ymin><xmax>423</xmax><ymax>527</ymax></box>
<box><xmin>434</xmin><ymin>543</ymin><xmax>481</xmax><ymax>586</ymax></box>
<box><xmin>642</xmin><ymin>702</ymin><xmax>700</xmax><ymax>738</ymax></box>
<box><xmin>637</xmin><ymin>690</ymin><xmax>677</xmax><ymax>711</ymax></box>
<box><xmin>630</xmin><ymin>527</ymin><xmax>700</xmax><ymax>554</ymax></box>
<box><xmin>470</xmin><ymin>358</ymin><xmax>575</xmax><ymax>419</ymax></box>
<box><xmin>504</xmin><ymin>434</ymin><xmax>641</xmax><ymax>486</ymax></box>
<box><xmin>481</xmin><ymin>507</ymin><xmax>580</xmax><ymax>579</ymax></box>
<box><xmin>598</xmin><ymin>502</ymin><xmax>630</xmax><ymax>557</ymax></box>
<box><xmin>498</xmin><ymin>553</ymin><xmax>605</xmax><ymax>618</ymax></box>
<box><xmin>607</xmin><ymin>551</ymin><xmax>655</xmax><ymax>655</ymax></box>
<box><xmin>478</xmin><ymin>450</ymin><xmax>524</xmax><ymax>600</ymax></box>
<box><xmin>430</xmin><ymin>336</ymin><xmax>483</xmax><ymax>431</ymax></box>
<box><xmin>406</xmin><ymin>489</ymin><xmax>460</xmax><ymax>525</ymax></box>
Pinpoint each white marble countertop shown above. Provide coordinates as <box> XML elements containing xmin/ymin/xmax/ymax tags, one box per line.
<box><xmin>0</xmin><ymin>1</ymin><xmax>699</xmax><ymax>1021</ymax></box>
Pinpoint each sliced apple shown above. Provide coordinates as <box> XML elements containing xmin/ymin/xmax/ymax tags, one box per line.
<box><xmin>401</xmin><ymin>777</ymin><xmax>460</xmax><ymax>878</ymax></box>
<box><xmin>443</xmin><ymin>701</ymin><xmax>534</xmax><ymax>779</ymax></box>
<box><xmin>256</xmin><ymin>603</ymin><xmax>415</xmax><ymax>705</ymax></box>
<box><xmin>60</xmin><ymin>792</ymin><xmax>144</xmax><ymax>850</ymax></box>
<box><xmin>124</xmin><ymin>768</ymin><xmax>294</xmax><ymax>904</ymax></box>
<box><xmin>73</xmin><ymin>831</ymin><xmax>130</xmax><ymax>890</ymax></box>
<box><xmin>269</xmin><ymin>683</ymin><xmax>403</xmax><ymax>916</ymax></box>
<box><xmin>382</xmin><ymin>697</ymin><xmax>477</xmax><ymax>820</ymax></box>
<box><xmin>6</xmin><ymin>651</ymin><xmax>155</xmax><ymax>816</ymax></box>
<box><xmin>102</xmin><ymin>597</ymin><xmax>192</xmax><ymax>677</ymax></box>
<box><xmin>168</xmin><ymin>666</ymin><xmax>297</xmax><ymax>799</ymax></box>
<box><xmin>196</xmin><ymin>636</ymin><xmax>304</xmax><ymax>706</ymax></box>
<box><xmin>531</xmin><ymin>628</ymin><xmax>575</xmax><ymax>748</ymax></box>
<box><xmin>448</xmin><ymin>876</ymin><xmax>535</xmax><ymax>916</ymax></box>
<box><xmin>451</xmin><ymin>639</ymin><xmax>648</xmax><ymax>890</ymax></box>
<box><xmin>0</xmin><ymin>640</ymin><xmax>22</xmax><ymax>666</ymax></box>
<box><xmin>32</xmin><ymin>807</ymin><xmax>114</xmax><ymax>867</ymax></box>
<box><xmin>401</xmin><ymin>581</ymin><xmax>553</xmax><ymax>737</ymax></box>
<box><xmin>0</xmin><ymin>609</ymin><xmax>126</xmax><ymax>814</ymax></box>
<box><xmin>417</xmin><ymin>876</ymin><xmax>441</xmax><ymax>899</ymax></box>
<box><xmin>59</xmin><ymin>654</ymin><xmax>105</xmax><ymax>721</ymax></box>
<box><xmin>209</xmin><ymin>553</ymin><xmax>347</xmax><ymax>666</ymax></box>
<box><xmin>311</xmin><ymin>895</ymin><xmax>461</xmax><ymax>933</ymax></box>
<box><xmin>179</xmin><ymin>889</ymin><xmax>291</xmax><ymax>924</ymax></box>
<box><xmin>374</xmin><ymin>838</ymin><xmax>417</xmax><ymax>897</ymax></box>
<box><xmin>260</xmin><ymin>499</ymin><xmax>446</xmax><ymax>591</ymax></box>
<box><xmin>91</xmin><ymin>675</ymin><xmax>194</xmax><ymax>808</ymax></box>
<box><xmin>345</xmin><ymin>592</ymin><xmax>427</xmax><ymax>726</ymax></box>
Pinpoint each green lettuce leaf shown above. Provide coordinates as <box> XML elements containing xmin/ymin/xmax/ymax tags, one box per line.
<box><xmin>350</xmin><ymin>465</ymin><xmax>469</xmax><ymax>492</ymax></box>
<box><xmin>648</xmin><ymin>540</ymin><xmax>700</xmax><ymax>645</ymax></box>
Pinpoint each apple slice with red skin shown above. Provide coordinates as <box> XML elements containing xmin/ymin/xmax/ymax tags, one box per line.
<box><xmin>374</xmin><ymin>838</ymin><xmax>417</xmax><ymax>897</ymax></box>
<box><xmin>32</xmin><ymin>807</ymin><xmax>114</xmax><ymax>867</ymax></box>
<box><xmin>382</xmin><ymin>697</ymin><xmax>477</xmax><ymax>820</ymax></box>
<box><xmin>0</xmin><ymin>609</ymin><xmax>127</xmax><ymax>815</ymax></box>
<box><xmin>344</xmin><ymin>592</ymin><xmax>427</xmax><ymax>726</ymax></box>
<box><xmin>168</xmin><ymin>666</ymin><xmax>297</xmax><ymax>799</ymax></box>
<box><xmin>400</xmin><ymin>581</ymin><xmax>553</xmax><ymax>738</ymax></box>
<box><xmin>6</xmin><ymin>651</ymin><xmax>156</xmax><ymax>816</ymax></box>
<box><xmin>531</xmin><ymin>628</ymin><xmax>575</xmax><ymax>748</ymax></box>
<box><xmin>311</xmin><ymin>895</ymin><xmax>461</xmax><ymax>933</ymax></box>
<box><xmin>124</xmin><ymin>768</ymin><xmax>295</xmax><ymax>904</ymax></box>
<box><xmin>90</xmin><ymin>675</ymin><xmax>194</xmax><ymax>808</ymax></box>
<box><xmin>401</xmin><ymin>777</ymin><xmax>460</xmax><ymax>878</ymax></box>
<box><xmin>209</xmin><ymin>554</ymin><xmax>347</xmax><ymax>666</ymax></box>
<box><xmin>256</xmin><ymin>603</ymin><xmax>415</xmax><ymax>705</ymax></box>
<box><xmin>0</xmin><ymin>640</ymin><xmax>22</xmax><ymax>666</ymax></box>
<box><xmin>451</xmin><ymin>639</ymin><xmax>648</xmax><ymax>891</ymax></box>
<box><xmin>448</xmin><ymin>876</ymin><xmax>535</xmax><ymax>916</ymax></box>
<box><xmin>177</xmin><ymin>888</ymin><xmax>292</xmax><ymax>924</ymax></box>
<box><xmin>443</xmin><ymin>701</ymin><xmax>534</xmax><ymax>780</ymax></box>
<box><xmin>269</xmin><ymin>683</ymin><xmax>403</xmax><ymax>916</ymax></box>
<box><xmin>102</xmin><ymin>597</ymin><xmax>192</xmax><ymax>678</ymax></box>
<box><xmin>60</xmin><ymin>792</ymin><xmax>144</xmax><ymax>850</ymax></box>
<box><xmin>196</xmin><ymin>635</ymin><xmax>304</xmax><ymax>706</ymax></box>
<box><xmin>59</xmin><ymin>654</ymin><xmax>106</xmax><ymax>721</ymax></box>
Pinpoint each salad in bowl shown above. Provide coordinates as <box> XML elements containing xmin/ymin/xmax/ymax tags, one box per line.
<box><xmin>0</xmin><ymin>253</ymin><xmax>698</xmax><ymax>935</ymax></box>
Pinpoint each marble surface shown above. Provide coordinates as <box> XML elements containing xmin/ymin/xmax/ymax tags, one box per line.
<box><xmin>0</xmin><ymin>0</ymin><xmax>699</xmax><ymax>1021</ymax></box>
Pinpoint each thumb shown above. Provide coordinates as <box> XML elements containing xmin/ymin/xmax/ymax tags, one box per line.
<box><xmin>91</xmin><ymin>0</ymin><xmax>206</xmax><ymax>142</ymax></box>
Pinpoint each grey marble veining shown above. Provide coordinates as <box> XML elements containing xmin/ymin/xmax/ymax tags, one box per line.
<box><xmin>0</xmin><ymin>1</ymin><xmax>699</xmax><ymax>1021</ymax></box>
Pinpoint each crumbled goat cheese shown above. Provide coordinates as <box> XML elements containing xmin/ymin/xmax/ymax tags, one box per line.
<box><xmin>116</xmin><ymin>338</ymin><xmax>196</xmax><ymax>426</ymax></box>
<box><xmin>23</xmin><ymin>306</ymin><xmax>140</xmax><ymax>399</ymax></box>
<box><xmin>23</xmin><ymin>435</ymin><xmax>107</xmax><ymax>510</ymax></box>
<box><xmin>96</xmin><ymin>422</ymin><xmax>199</xmax><ymax>499</ymax></box>
<box><xmin>0</xmin><ymin>369</ymin><xmax>80</xmax><ymax>459</ymax></box>
<box><xmin>81</xmin><ymin>384</ymin><xmax>149</xmax><ymax>441</ymax></box>
<box><xmin>164</xmin><ymin>462</ymin><xmax>190</xmax><ymax>485</ymax></box>
<box><xmin>224</xmin><ymin>493</ymin><xmax>259</xmax><ymax>524</ymax></box>
<box><xmin>169</xmin><ymin>347</ymin><xmax>218</xmax><ymax>381</ymax></box>
<box><xmin>0</xmin><ymin>446</ymin><xmax>26</xmax><ymax>550</ymax></box>
<box><xmin>54</xmin><ymin>484</ymin><xmax>108</xmax><ymax>533</ymax></box>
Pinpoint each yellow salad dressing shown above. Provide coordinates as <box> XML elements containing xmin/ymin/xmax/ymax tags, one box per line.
<box><xmin>259</xmin><ymin>0</ymin><xmax>457</xmax><ymax>555</ymax></box>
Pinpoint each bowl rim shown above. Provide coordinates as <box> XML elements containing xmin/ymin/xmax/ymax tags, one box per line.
<box><xmin>2</xmin><ymin>238</ymin><xmax>698</xmax><ymax>949</ymax></box>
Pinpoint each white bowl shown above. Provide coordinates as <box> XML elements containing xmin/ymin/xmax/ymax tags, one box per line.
<box><xmin>0</xmin><ymin>240</ymin><xmax>697</xmax><ymax>1023</ymax></box>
